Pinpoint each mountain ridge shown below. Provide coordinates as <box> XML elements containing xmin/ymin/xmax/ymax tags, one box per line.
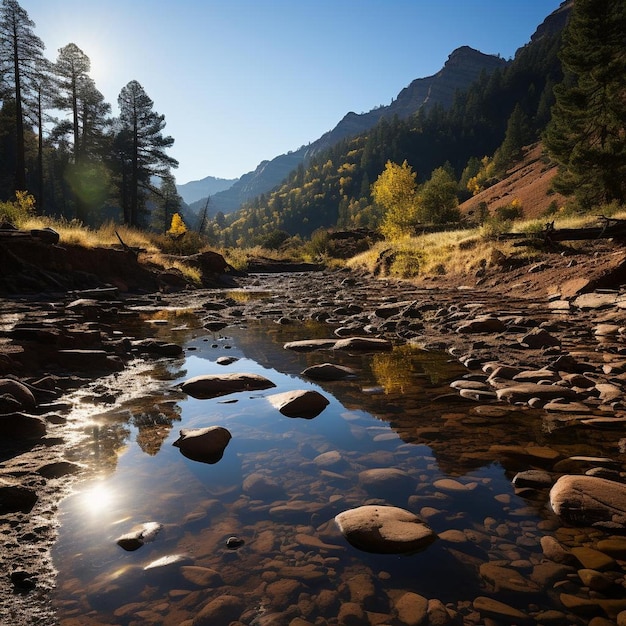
<box><xmin>176</xmin><ymin>175</ymin><xmax>238</xmax><ymax>206</ymax></box>
<box><xmin>190</xmin><ymin>45</ymin><xmax>507</xmax><ymax>217</ymax></box>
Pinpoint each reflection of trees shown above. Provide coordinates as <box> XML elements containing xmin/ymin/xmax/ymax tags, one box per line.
<box><xmin>371</xmin><ymin>345</ymin><xmax>460</xmax><ymax>393</ymax></box>
<box><xmin>132</xmin><ymin>402</ymin><xmax>181</xmax><ymax>456</ymax></box>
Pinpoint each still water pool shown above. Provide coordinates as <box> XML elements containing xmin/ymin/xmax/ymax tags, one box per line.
<box><xmin>51</xmin><ymin>316</ymin><xmax>616</xmax><ymax>625</ymax></box>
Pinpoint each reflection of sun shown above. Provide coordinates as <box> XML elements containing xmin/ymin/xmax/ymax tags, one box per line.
<box><xmin>79</xmin><ymin>481</ymin><xmax>116</xmax><ymax>516</ymax></box>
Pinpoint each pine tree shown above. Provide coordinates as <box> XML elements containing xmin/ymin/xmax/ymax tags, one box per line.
<box><xmin>544</xmin><ymin>0</ymin><xmax>626</xmax><ymax>207</ymax></box>
<box><xmin>0</xmin><ymin>0</ymin><xmax>45</xmax><ymax>193</ymax></box>
<box><xmin>116</xmin><ymin>80</ymin><xmax>178</xmax><ymax>226</ymax></box>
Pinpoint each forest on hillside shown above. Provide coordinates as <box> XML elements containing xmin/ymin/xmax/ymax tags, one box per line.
<box><xmin>211</xmin><ymin>0</ymin><xmax>624</xmax><ymax>249</ymax></box>
<box><xmin>1</xmin><ymin>0</ymin><xmax>624</xmax><ymax>249</ymax></box>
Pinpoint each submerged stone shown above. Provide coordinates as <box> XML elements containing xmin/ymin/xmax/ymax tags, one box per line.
<box><xmin>335</xmin><ymin>505</ymin><xmax>437</xmax><ymax>554</ymax></box>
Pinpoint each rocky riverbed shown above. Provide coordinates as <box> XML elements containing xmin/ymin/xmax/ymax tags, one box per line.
<box><xmin>2</xmin><ymin>256</ymin><xmax>626</xmax><ymax>625</ymax></box>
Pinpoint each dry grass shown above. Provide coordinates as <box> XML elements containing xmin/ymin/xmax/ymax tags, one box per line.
<box><xmin>21</xmin><ymin>217</ymin><xmax>160</xmax><ymax>252</ymax></box>
<box><xmin>347</xmin><ymin>210</ymin><xmax>626</xmax><ymax>281</ymax></box>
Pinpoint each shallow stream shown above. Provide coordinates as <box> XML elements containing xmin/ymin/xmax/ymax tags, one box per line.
<box><xmin>50</xmin><ymin>296</ymin><xmax>624</xmax><ymax>625</ymax></box>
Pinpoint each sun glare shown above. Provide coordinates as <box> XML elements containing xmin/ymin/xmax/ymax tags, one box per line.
<box><xmin>79</xmin><ymin>481</ymin><xmax>117</xmax><ymax>516</ymax></box>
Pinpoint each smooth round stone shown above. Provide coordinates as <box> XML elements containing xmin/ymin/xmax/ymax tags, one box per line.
<box><xmin>512</xmin><ymin>470</ymin><xmax>554</xmax><ymax>489</ymax></box>
<box><xmin>335</xmin><ymin>505</ymin><xmax>437</xmax><ymax>554</ymax></box>
<box><xmin>181</xmin><ymin>372</ymin><xmax>276</xmax><ymax>398</ymax></box>
<box><xmin>473</xmin><ymin>596</ymin><xmax>532</xmax><ymax>622</ymax></box>
<box><xmin>173</xmin><ymin>426</ymin><xmax>232</xmax><ymax>464</ymax></box>
<box><xmin>358</xmin><ymin>468</ymin><xmax>415</xmax><ymax>493</ymax></box>
<box><xmin>313</xmin><ymin>450</ymin><xmax>345</xmax><ymax>468</ymax></box>
<box><xmin>268</xmin><ymin>389</ymin><xmax>329</xmax><ymax>418</ymax></box>
<box><xmin>301</xmin><ymin>362</ymin><xmax>357</xmax><ymax>380</ymax></box>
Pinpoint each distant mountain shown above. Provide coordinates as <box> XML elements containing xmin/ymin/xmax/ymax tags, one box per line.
<box><xmin>196</xmin><ymin>46</ymin><xmax>507</xmax><ymax>217</ymax></box>
<box><xmin>176</xmin><ymin>175</ymin><xmax>238</xmax><ymax>205</ymax></box>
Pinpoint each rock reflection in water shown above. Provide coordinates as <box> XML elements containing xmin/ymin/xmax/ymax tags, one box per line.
<box><xmin>52</xmin><ymin>319</ymin><xmax>626</xmax><ymax>626</ymax></box>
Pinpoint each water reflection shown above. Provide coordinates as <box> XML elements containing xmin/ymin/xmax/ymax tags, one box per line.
<box><xmin>51</xmin><ymin>316</ymin><xmax>624</xmax><ymax>625</ymax></box>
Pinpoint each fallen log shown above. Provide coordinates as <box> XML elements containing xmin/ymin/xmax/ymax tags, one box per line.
<box><xmin>499</xmin><ymin>217</ymin><xmax>626</xmax><ymax>244</ymax></box>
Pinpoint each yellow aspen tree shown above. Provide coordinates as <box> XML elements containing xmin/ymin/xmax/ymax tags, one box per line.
<box><xmin>167</xmin><ymin>212</ymin><xmax>187</xmax><ymax>237</ymax></box>
<box><xmin>371</xmin><ymin>160</ymin><xmax>419</xmax><ymax>239</ymax></box>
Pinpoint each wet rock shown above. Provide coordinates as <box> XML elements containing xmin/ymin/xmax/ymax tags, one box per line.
<box><xmin>332</xmin><ymin>336</ymin><xmax>393</xmax><ymax>352</ymax></box>
<box><xmin>57</xmin><ymin>349</ymin><xmax>124</xmax><ymax>372</ymax></box>
<box><xmin>144</xmin><ymin>553</ymin><xmax>193</xmax><ymax>573</ymax></box>
<box><xmin>512</xmin><ymin>469</ymin><xmax>554</xmax><ymax>488</ymax></box>
<box><xmin>181</xmin><ymin>372</ymin><xmax>276</xmax><ymax>398</ymax></box>
<box><xmin>473</xmin><ymin>596</ymin><xmax>533</xmax><ymax>623</ymax></box>
<box><xmin>173</xmin><ymin>426</ymin><xmax>232</xmax><ymax>464</ymax></box>
<box><xmin>180</xmin><ymin>565</ymin><xmax>223</xmax><ymax>587</ymax></box>
<box><xmin>358</xmin><ymin>468</ymin><xmax>415</xmax><ymax>494</ymax></box>
<box><xmin>457</xmin><ymin>316</ymin><xmax>506</xmax><ymax>333</ymax></box>
<box><xmin>0</xmin><ymin>378</ymin><xmax>36</xmax><ymax>412</ymax></box>
<box><xmin>313</xmin><ymin>450</ymin><xmax>346</xmax><ymax>469</ymax></box>
<box><xmin>131</xmin><ymin>339</ymin><xmax>183</xmax><ymax>357</ymax></box>
<box><xmin>192</xmin><ymin>594</ymin><xmax>244</xmax><ymax>626</ymax></box>
<box><xmin>226</xmin><ymin>536</ymin><xmax>245</xmax><ymax>549</ymax></box>
<box><xmin>571</xmin><ymin>546</ymin><xmax>617</xmax><ymax>571</ymax></box>
<box><xmin>301</xmin><ymin>363</ymin><xmax>357</xmax><ymax>381</ymax></box>
<box><xmin>36</xmin><ymin>461</ymin><xmax>82</xmax><ymax>478</ymax></box>
<box><xmin>578</xmin><ymin>568</ymin><xmax>614</xmax><ymax>591</ymax></box>
<box><xmin>216</xmin><ymin>356</ymin><xmax>238</xmax><ymax>365</ymax></box>
<box><xmin>242</xmin><ymin>473</ymin><xmax>284</xmax><ymax>499</ymax></box>
<box><xmin>427</xmin><ymin>598</ymin><xmax>454</xmax><ymax>625</ymax></box>
<box><xmin>268</xmin><ymin>389</ymin><xmax>329</xmax><ymax>418</ymax></box>
<box><xmin>393</xmin><ymin>591</ymin><xmax>428</xmax><ymax>625</ymax></box>
<box><xmin>596</xmin><ymin>537</ymin><xmax>626</xmax><ymax>559</ymax></box>
<box><xmin>0</xmin><ymin>413</ymin><xmax>46</xmax><ymax>439</ymax></box>
<box><xmin>335</xmin><ymin>505</ymin><xmax>437</xmax><ymax>554</ymax></box>
<box><xmin>540</xmin><ymin>536</ymin><xmax>577</xmax><ymax>565</ymax></box>
<box><xmin>550</xmin><ymin>475</ymin><xmax>626</xmax><ymax>528</ymax></box>
<box><xmin>337</xmin><ymin>601</ymin><xmax>365</xmax><ymax>625</ymax></box>
<box><xmin>496</xmin><ymin>383</ymin><xmax>576</xmax><ymax>404</ymax></box>
<box><xmin>520</xmin><ymin>328</ymin><xmax>561</xmax><ymax>348</ymax></box>
<box><xmin>0</xmin><ymin>482</ymin><xmax>38</xmax><ymax>514</ymax></box>
<box><xmin>479</xmin><ymin>562</ymin><xmax>540</xmax><ymax>593</ymax></box>
<box><xmin>116</xmin><ymin>522</ymin><xmax>162</xmax><ymax>551</ymax></box>
<box><xmin>283</xmin><ymin>338</ymin><xmax>339</xmax><ymax>352</ymax></box>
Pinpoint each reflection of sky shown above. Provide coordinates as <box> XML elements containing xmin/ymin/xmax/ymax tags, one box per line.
<box><xmin>53</xmin><ymin>318</ymin><xmax>557</xmax><ymax>619</ymax></box>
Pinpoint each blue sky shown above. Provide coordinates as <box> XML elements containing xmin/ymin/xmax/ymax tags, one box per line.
<box><xmin>21</xmin><ymin>1</ymin><xmax>564</xmax><ymax>184</ymax></box>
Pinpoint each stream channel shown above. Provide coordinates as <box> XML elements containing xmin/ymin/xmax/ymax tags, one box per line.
<box><xmin>49</xmin><ymin>287</ymin><xmax>623</xmax><ymax>625</ymax></box>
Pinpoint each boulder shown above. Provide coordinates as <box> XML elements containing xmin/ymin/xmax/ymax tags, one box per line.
<box><xmin>0</xmin><ymin>379</ymin><xmax>36</xmax><ymax>412</ymax></box>
<box><xmin>0</xmin><ymin>481</ymin><xmax>38</xmax><ymax>514</ymax></box>
<box><xmin>301</xmin><ymin>362</ymin><xmax>357</xmax><ymax>381</ymax></box>
<box><xmin>0</xmin><ymin>413</ymin><xmax>46</xmax><ymax>439</ymax></box>
<box><xmin>520</xmin><ymin>328</ymin><xmax>560</xmax><ymax>348</ymax></box>
<box><xmin>496</xmin><ymin>383</ymin><xmax>576</xmax><ymax>404</ymax></box>
<box><xmin>173</xmin><ymin>426</ymin><xmax>232</xmax><ymax>464</ymax></box>
<box><xmin>181</xmin><ymin>373</ymin><xmax>276</xmax><ymax>399</ymax></box>
<box><xmin>268</xmin><ymin>389</ymin><xmax>329</xmax><ymax>418</ymax></box>
<box><xmin>284</xmin><ymin>339</ymin><xmax>338</xmax><ymax>352</ymax></box>
<box><xmin>116</xmin><ymin>522</ymin><xmax>162</xmax><ymax>551</ymax></box>
<box><xmin>332</xmin><ymin>337</ymin><xmax>393</xmax><ymax>352</ymax></box>
<box><xmin>550</xmin><ymin>475</ymin><xmax>626</xmax><ymax>529</ymax></box>
<box><xmin>335</xmin><ymin>505</ymin><xmax>437</xmax><ymax>554</ymax></box>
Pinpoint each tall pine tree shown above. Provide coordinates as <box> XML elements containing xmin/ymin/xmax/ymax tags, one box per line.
<box><xmin>0</xmin><ymin>0</ymin><xmax>45</xmax><ymax>194</ymax></box>
<box><xmin>544</xmin><ymin>0</ymin><xmax>626</xmax><ymax>208</ymax></box>
<box><xmin>116</xmin><ymin>80</ymin><xmax>177</xmax><ymax>227</ymax></box>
